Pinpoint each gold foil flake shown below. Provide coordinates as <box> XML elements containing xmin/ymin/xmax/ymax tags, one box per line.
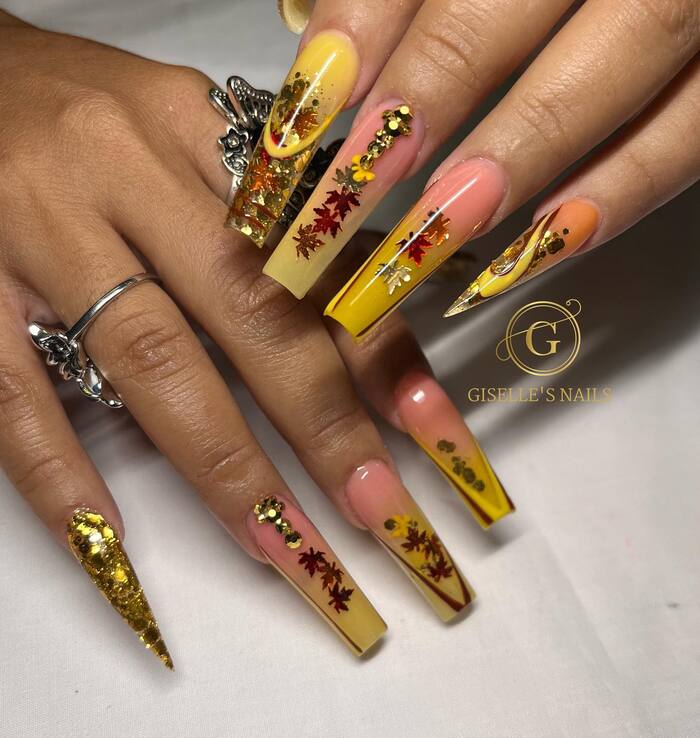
<box><xmin>254</xmin><ymin>496</ymin><xmax>303</xmax><ymax>548</ymax></box>
<box><xmin>377</xmin><ymin>262</ymin><xmax>412</xmax><ymax>295</ymax></box>
<box><xmin>67</xmin><ymin>509</ymin><xmax>173</xmax><ymax>669</ymax></box>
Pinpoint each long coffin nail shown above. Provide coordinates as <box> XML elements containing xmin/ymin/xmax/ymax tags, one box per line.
<box><xmin>263</xmin><ymin>101</ymin><xmax>422</xmax><ymax>298</ymax></box>
<box><xmin>396</xmin><ymin>375</ymin><xmax>514</xmax><ymax>528</ymax></box>
<box><xmin>227</xmin><ymin>30</ymin><xmax>359</xmax><ymax>246</ymax></box>
<box><xmin>67</xmin><ymin>508</ymin><xmax>173</xmax><ymax>669</ymax></box>
<box><xmin>346</xmin><ymin>460</ymin><xmax>475</xmax><ymax>622</ymax></box>
<box><xmin>444</xmin><ymin>199</ymin><xmax>599</xmax><ymax>316</ymax></box>
<box><xmin>324</xmin><ymin>157</ymin><xmax>507</xmax><ymax>339</ymax></box>
<box><xmin>247</xmin><ymin>495</ymin><xmax>386</xmax><ymax>656</ymax></box>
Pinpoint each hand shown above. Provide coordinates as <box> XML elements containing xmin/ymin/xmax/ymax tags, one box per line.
<box><xmin>0</xmin><ymin>11</ymin><xmax>510</xmax><ymax>664</ymax></box>
<box><xmin>241</xmin><ymin>0</ymin><xmax>699</xmax><ymax>335</ymax></box>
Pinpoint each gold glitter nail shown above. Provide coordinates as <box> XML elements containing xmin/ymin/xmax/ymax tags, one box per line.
<box><xmin>67</xmin><ymin>509</ymin><xmax>173</xmax><ymax>670</ymax></box>
<box><xmin>253</xmin><ymin>496</ymin><xmax>303</xmax><ymax>548</ymax></box>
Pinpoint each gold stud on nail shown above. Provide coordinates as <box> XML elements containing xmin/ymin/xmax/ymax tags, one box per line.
<box><xmin>253</xmin><ymin>496</ymin><xmax>303</xmax><ymax>549</ymax></box>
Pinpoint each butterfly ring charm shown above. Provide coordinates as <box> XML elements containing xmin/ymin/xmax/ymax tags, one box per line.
<box><xmin>208</xmin><ymin>75</ymin><xmax>343</xmax><ymax>229</ymax></box>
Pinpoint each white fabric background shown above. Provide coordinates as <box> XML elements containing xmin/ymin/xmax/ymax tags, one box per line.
<box><xmin>0</xmin><ymin>2</ymin><xmax>698</xmax><ymax>736</ymax></box>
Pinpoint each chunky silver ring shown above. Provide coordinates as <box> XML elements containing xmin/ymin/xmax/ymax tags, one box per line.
<box><xmin>209</xmin><ymin>75</ymin><xmax>343</xmax><ymax>228</ymax></box>
<box><xmin>29</xmin><ymin>273</ymin><xmax>160</xmax><ymax>409</ymax></box>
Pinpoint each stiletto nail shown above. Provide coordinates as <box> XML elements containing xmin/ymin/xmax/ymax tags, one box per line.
<box><xmin>396</xmin><ymin>376</ymin><xmax>514</xmax><ymax>528</ymax></box>
<box><xmin>263</xmin><ymin>101</ymin><xmax>421</xmax><ymax>298</ymax></box>
<box><xmin>324</xmin><ymin>157</ymin><xmax>507</xmax><ymax>340</ymax></box>
<box><xmin>67</xmin><ymin>508</ymin><xmax>173</xmax><ymax>669</ymax></box>
<box><xmin>227</xmin><ymin>30</ymin><xmax>359</xmax><ymax>246</ymax></box>
<box><xmin>346</xmin><ymin>460</ymin><xmax>475</xmax><ymax>622</ymax></box>
<box><xmin>444</xmin><ymin>199</ymin><xmax>599</xmax><ymax>316</ymax></box>
<box><xmin>247</xmin><ymin>495</ymin><xmax>386</xmax><ymax>656</ymax></box>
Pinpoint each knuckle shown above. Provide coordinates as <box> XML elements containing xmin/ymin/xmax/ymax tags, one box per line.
<box><xmin>0</xmin><ymin>361</ymin><xmax>36</xmax><ymax>425</ymax></box>
<box><xmin>102</xmin><ymin>306</ymin><xmax>194</xmax><ymax>388</ymax></box>
<box><xmin>193</xmin><ymin>437</ymin><xmax>261</xmax><ymax>493</ymax></box>
<box><xmin>210</xmin><ymin>252</ymin><xmax>307</xmax><ymax>344</ymax></box>
<box><xmin>412</xmin><ymin>5</ymin><xmax>490</xmax><ymax>97</ymax></box>
<box><xmin>509</xmin><ymin>83</ymin><xmax>578</xmax><ymax>157</ymax></box>
<box><xmin>628</xmin><ymin>0</ymin><xmax>700</xmax><ymax>56</ymax></box>
<box><xmin>53</xmin><ymin>88</ymin><xmax>137</xmax><ymax>145</ymax></box>
<box><xmin>300</xmin><ymin>401</ymin><xmax>368</xmax><ymax>459</ymax></box>
<box><xmin>15</xmin><ymin>454</ymin><xmax>69</xmax><ymax>502</ymax></box>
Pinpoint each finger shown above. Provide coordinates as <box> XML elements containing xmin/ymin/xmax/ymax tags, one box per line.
<box><xmin>12</xmin><ymin>217</ymin><xmax>386</xmax><ymax>654</ymax></box>
<box><xmin>310</xmin><ymin>231</ymin><xmax>515</xmax><ymax>527</ymax></box>
<box><xmin>227</xmin><ymin>0</ymin><xmax>424</xmax><ymax>247</ymax></box>
<box><xmin>324</xmin><ymin>0</ymin><xmax>700</xmax><ymax>338</ymax></box>
<box><xmin>445</xmin><ymin>57</ymin><xmax>700</xmax><ymax>314</ymax></box>
<box><xmin>0</xmin><ymin>283</ymin><xmax>173</xmax><ymax>668</ymax></box>
<box><xmin>115</xmin><ymin>160</ymin><xmax>477</xmax><ymax>621</ymax></box>
<box><xmin>262</xmin><ymin>0</ymin><xmax>574</xmax><ymax>298</ymax></box>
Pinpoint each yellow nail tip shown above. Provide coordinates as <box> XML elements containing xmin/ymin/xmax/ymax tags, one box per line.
<box><xmin>67</xmin><ymin>508</ymin><xmax>173</xmax><ymax>670</ymax></box>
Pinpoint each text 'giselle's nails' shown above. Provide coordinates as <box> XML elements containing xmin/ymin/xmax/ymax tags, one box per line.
<box><xmin>324</xmin><ymin>157</ymin><xmax>507</xmax><ymax>340</ymax></box>
<box><xmin>396</xmin><ymin>376</ymin><xmax>514</xmax><ymax>528</ymax></box>
<box><xmin>346</xmin><ymin>460</ymin><xmax>475</xmax><ymax>622</ymax></box>
<box><xmin>247</xmin><ymin>495</ymin><xmax>386</xmax><ymax>656</ymax></box>
<box><xmin>227</xmin><ymin>30</ymin><xmax>359</xmax><ymax>246</ymax></box>
<box><xmin>264</xmin><ymin>101</ymin><xmax>422</xmax><ymax>298</ymax></box>
<box><xmin>444</xmin><ymin>199</ymin><xmax>599</xmax><ymax>316</ymax></box>
<box><xmin>67</xmin><ymin>508</ymin><xmax>173</xmax><ymax>669</ymax></box>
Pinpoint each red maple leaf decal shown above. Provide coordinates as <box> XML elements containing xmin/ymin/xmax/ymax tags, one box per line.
<box><xmin>312</xmin><ymin>205</ymin><xmax>342</xmax><ymax>238</ymax></box>
<box><xmin>327</xmin><ymin>584</ymin><xmax>354</xmax><ymax>613</ymax></box>
<box><xmin>400</xmin><ymin>233</ymin><xmax>433</xmax><ymax>266</ymax></box>
<box><xmin>422</xmin><ymin>533</ymin><xmax>443</xmax><ymax>561</ymax></box>
<box><xmin>320</xmin><ymin>561</ymin><xmax>343</xmax><ymax>590</ymax></box>
<box><xmin>426</xmin><ymin>556</ymin><xmax>453</xmax><ymax>582</ymax></box>
<box><xmin>401</xmin><ymin>525</ymin><xmax>427</xmax><ymax>554</ymax></box>
<box><xmin>298</xmin><ymin>547</ymin><xmax>327</xmax><ymax>577</ymax></box>
<box><xmin>325</xmin><ymin>187</ymin><xmax>361</xmax><ymax>220</ymax></box>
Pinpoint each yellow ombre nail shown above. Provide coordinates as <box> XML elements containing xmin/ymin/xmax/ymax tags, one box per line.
<box><xmin>227</xmin><ymin>31</ymin><xmax>359</xmax><ymax>246</ymax></box>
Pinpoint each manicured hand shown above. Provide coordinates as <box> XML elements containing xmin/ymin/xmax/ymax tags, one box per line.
<box><xmin>246</xmin><ymin>0</ymin><xmax>699</xmax><ymax>336</ymax></box>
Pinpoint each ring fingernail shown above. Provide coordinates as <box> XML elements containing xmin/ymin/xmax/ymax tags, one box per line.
<box><xmin>444</xmin><ymin>199</ymin><xmax>599</xmax><ymax>316</ymax></box>
<box><xmin>324</xmin><ymin>157</ymin><xmax>507</xmax><ymax>339</ymax></box>
<box><xmin>396</xmin><ymin>375</ymin><xmax>514</xmax><ymax>528</ymax></box>
<box><xmin>263</xmin><ymin>101</ymin><xmax>421</xmax><ymax>298</ymax></box>
<box><xmin>346</xmin><ymin>460</ymin><xmax>475</xmax><ymax>622</ymax></box>
<box><xmin>247</xmin><ymin>495</ymin><xmax>386</xmax><ymax>656</ymax></box>
<box><xmin>67</xmin><ymin>508</ymin><xmax>173</xmax><ymax>669</ymax></box>
<box><xmin>227</xmin><ymin>30</ymin><xmax>359</xmax><ymax>246</ymax></box>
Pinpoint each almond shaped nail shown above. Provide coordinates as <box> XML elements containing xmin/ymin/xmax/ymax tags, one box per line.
<box><xmin>396</xmin><ymin>376</ymin><xmax>514</xmax><ymax>528</ymax></box>
<box><xmin>248</xmin><ymin>495</ymin><xmax>386</xmax><ymax>656</ymax></box>
<box><xmin>324</xmin><ymin>157</ymin><xmax>507</xmax><ymax>340</ymax></box>
<box><xmin>264</xmin><ymin>101</ymin><xmax>422</xmax><ymax>298</ymax></box>
<box><xmin>67</xmin><ymin>508</ymin><xmax>173</xmax><ymax>669</ymax></box>
<box><xmin>227</xmin><ymin>31</ymin><xmax>360</xmax><ymax>246</ymax></box>
<box><xmin>444</xmin><ymin>199</ymin><xmax>599</xmax><ymax>316</ymax></box>
<box><xmin>346</xmin><ymin>461</ymin><xmax>475</xmax><ymax>622</ymax></box>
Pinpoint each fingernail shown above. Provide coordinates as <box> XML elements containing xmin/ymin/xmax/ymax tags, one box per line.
<box><xmin>227</xmin><ymin>30</ymin><xmax>360</xmax><ymax>246</ymax></box>
<box><xmin>396</xmin><ymin>375</ymin><xmax>514</xmax><ymax>528</ymax></box>
<box><xmin>324</xmin><ymin>157</ymin><xmax>507</xmax><ymax>339</ymax></box>
<box><xmin>247</xmin><ymin>495</ymin><xmax>386</xmax><ymax>656</ymax></box>
<box><xmin>346</xmin><ymin>460</ymin><xmax>475</xmax><ymax>622</ymax></box>
<box><xmin>444</xmin><ymin>199</ymin><xmax>599</xmax><ymax>316</ymax></box>
<box><xmin>263</xmin><ymin>101</ymin><xmax>422</xmax><ymax>298</ymax></box>
<box><xmin>67</xmin><ymin>508</ymin><xmax>173</xmax><ymax>670</ymax></box>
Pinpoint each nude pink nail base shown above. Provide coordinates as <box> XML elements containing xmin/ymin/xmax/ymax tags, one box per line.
<box><xmin>345</xmin><ymin>461</ymin><xmax>475</xmax><ymax>621</ymax></box>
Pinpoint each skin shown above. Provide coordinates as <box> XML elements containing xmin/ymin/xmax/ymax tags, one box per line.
<box><xmin>0</xmin><ymin>1</ymin><xmax>698</xmax><ymax>573</ymax></box>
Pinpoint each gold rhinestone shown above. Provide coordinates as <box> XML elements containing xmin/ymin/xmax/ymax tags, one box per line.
<box><xmin>285</xmin><ymin>532</ymin><xmax>302</xmax><ymax>549</ymax></box>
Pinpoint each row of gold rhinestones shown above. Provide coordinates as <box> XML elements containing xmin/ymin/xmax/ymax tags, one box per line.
<box><xmin>253</xmin><ymin>496</ymin><xmax>303</xmax><ymax>549</ymax></box>
<box><xmin>358</xmin><ymin>105</ymin><xmax>413</xmax><ymax>172</ymax></box>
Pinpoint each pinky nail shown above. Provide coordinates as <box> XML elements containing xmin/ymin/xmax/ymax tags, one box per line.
<box><xmin>444</xmin><ymin>199</ymin><xmax>599</xmax><ymax>316</ymax></box>
<box><xmin>263</xmin><ymin>101</ymin><xmax>422</xmax><ymax>298</ymax></box>
<box><xmin>346</xmin><ymin>460</ymin><xmax>475</xmax><ymax>622</ymax></box>
<box><xmin>324</xmin><ymin>157</ymin><xmax>507</xmax><ymax>340</ymax></box>
<box><xmin>67</xmin><ymin>508</ymin><xmax>173</xmax><ymax>669</ymax></box>
<box><xmin>396</xmin><ymin>376</ymin><xmax>514</xmax><ymax>528</ymax></box>
<box><xmin>247</xmin><ymin>495</ymin><xmax>386</xmax><ymax>656</ymax></box>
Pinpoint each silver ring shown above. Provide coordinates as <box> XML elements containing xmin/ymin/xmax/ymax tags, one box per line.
<box><xmin>209</xmin><ymin>75</ymin><xmax>344</xmax><ymax>228</ymax></box>
<box><xmin>29</xmin><ymin>273</ymin><xmax>160</xmax><ymax>409</ymax></box>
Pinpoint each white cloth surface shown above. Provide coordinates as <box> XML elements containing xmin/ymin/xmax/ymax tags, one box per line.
<box><xmin>0</xmin><ymin>2</ymin><xmax>698</xmax><ymax>736</ymax></box>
